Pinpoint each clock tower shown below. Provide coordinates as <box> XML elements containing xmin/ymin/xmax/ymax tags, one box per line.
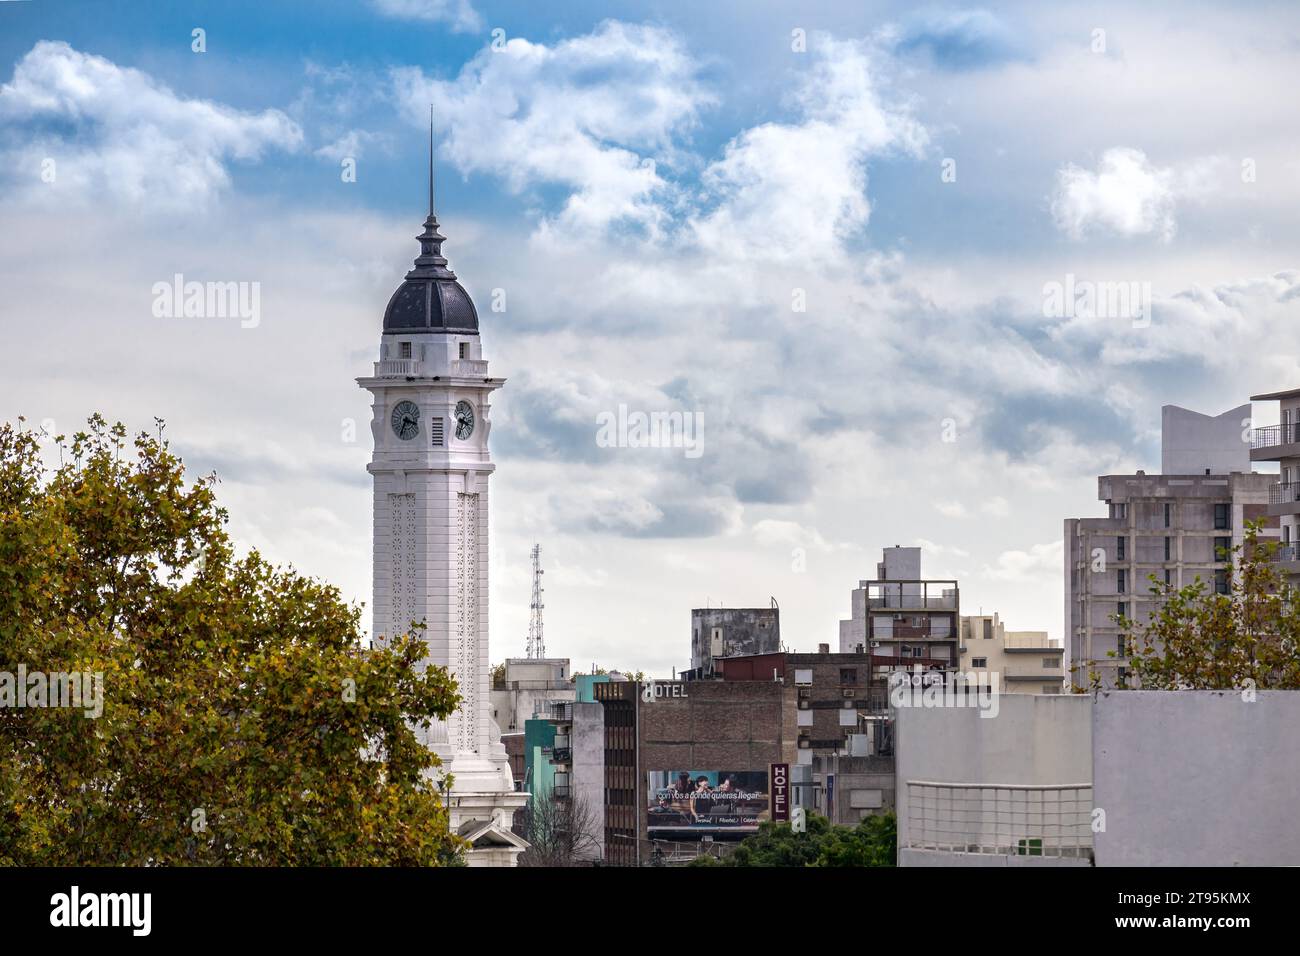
<box><xmin>357</xmin><ymin>140</ymin><xmax>527</xmax><ymax>866</ymax></box>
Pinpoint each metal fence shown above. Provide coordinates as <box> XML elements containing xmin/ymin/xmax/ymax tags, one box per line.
<box><xmin>905</xmin><ymin>781</ymin><xmax>1093</xmax><ymax>859</ymax></box>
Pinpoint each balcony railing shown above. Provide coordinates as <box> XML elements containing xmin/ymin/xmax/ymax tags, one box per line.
<box><xmin>450</xmin><ymin>358</ymin><xmax>489</xmax><ymax>376</ymax></box>
<box><xmin>1251</xmin><ymin>423</ymin><xmax>1300</xmax><ymax>449</ymax></box>
<box><xmin>375</xmin><ymin>359</ymin><xmax>419</xmax><ymax>377</ymax></box>
<box><xmin>1276</xmin><ymin>546</ymin><xmax>1299</xmax><ymax>564</ymax></box>
<box><xmin>905</xmin><ymin>781</ymin><xmax>1093</xmax><ymax>859</ymax></box>
<box><xmin>1270</xmin><ymin>482</ymin><xmax>1300</xmax><ymax>505</ymax></box>
<box><xmin>867</xmin><ymin>581</ymin><xmax>958</xmax><ymax>611</ymax></box>
<box><xmin>372</xmin><ymin>357</ymin><xmax>491</xmax><ymax>379</ymax></box>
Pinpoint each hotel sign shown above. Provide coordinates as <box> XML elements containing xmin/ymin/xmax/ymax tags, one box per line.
<box><xmin>770</xmin><ymin>762</ymin><xmax>790</xmax><ymax>822</ymax></box>
<box><xmin>641</xmin><ymin>681</ymin><xmax>690</xmax><ymax>703</ymax></box>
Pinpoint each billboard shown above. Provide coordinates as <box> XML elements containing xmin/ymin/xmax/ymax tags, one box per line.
<box><xmin>647</xmin><ymin>770</ymin><xmax>770</xmax><ymax>838</ymax></box>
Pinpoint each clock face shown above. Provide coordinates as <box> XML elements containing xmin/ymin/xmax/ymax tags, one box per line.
<box><xmin>455</xmin><ymin>400</ymin><xmax>475</xmax><ymax>440</ymax></box>
<box><xmin>390</xmin><ymin>400</ymin><xmax>420</xmax><ymax>441</ymax></box>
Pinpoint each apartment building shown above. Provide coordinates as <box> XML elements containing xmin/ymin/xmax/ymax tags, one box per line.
<box><xmin>490</xmin><ymin>657</ymin><xmax>575</xmax><ymax>733</ymax></box>
<box><xmin>1065</xmin><ymin>405</ymin><xmax>1277</xmax><ymax>689</ymax></box>
<box><xmin>1249</xmin><ymin>386</ymin><xmax>1300</xmax><ymax>585</ymax></box>
<box><xmin>959</xmin><ymin>613</ymin><xmax>1064</xmax><ymax>695</ymax></box>
<box><xmin>838</xmin><ymin>546</ymin><xmax>959</xmax><ymax>690</ymax></box>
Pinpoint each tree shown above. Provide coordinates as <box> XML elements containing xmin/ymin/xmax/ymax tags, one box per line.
<box><xmin>491</xmin><ymin>661</ymin><xmax>506</xmax><ymax>689</ymax></box>
<box><xmin>690</xmin><ymin>811</ymin><xmax>896</xmax><ymax>867</ymax></box>
<box><xmin>0</xmin><ymin>415</ymin><xmax>465</xmax><ymax>865</ymax></box>
<box><xmin>1111</xmin><ymin>520</ymin><xmax>1300</xmax><ymax>690</ymax></box>
<box><xmin>518</xmin><ymin>793</ymin><xmax>602</xmax><ymax>867</ymax></box>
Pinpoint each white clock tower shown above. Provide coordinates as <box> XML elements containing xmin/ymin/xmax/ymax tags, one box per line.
<box><xmin>358</xmin><ymin>143</ymin><xmax>527</xmax><ymax>866</ymax></box>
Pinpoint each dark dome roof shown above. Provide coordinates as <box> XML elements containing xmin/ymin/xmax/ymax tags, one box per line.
<box><xmin>382</xmin><ymin>214</ymin><xmax>479</xmax><ymax>334</ymax></box>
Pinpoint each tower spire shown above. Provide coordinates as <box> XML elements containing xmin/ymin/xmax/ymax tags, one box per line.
<box><xmin>428</xmin><ymin>103</ymin><xmax>435</xmax><ymax>218</ymax></box>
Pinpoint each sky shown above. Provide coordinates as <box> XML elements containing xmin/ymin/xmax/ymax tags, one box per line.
<box><xmin>1</xmin><ymin>0</ymin><xmax>1298</xmax><ymax>675</ymax></box>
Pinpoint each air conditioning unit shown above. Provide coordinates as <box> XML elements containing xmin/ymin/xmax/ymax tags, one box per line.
<box><xmin>798</xmin><ymin>699</ymin><xmax>811</xmax><ymax>710</ymax></box>
<box><xmin>842</xmin><ymin>699</ymin><xmax>855</xmax><ymax>709</ymax></box>
<box><xmin>869</xmin><ymin>641</ymin><xmax>881</xmax><ymax>649</ymax></box>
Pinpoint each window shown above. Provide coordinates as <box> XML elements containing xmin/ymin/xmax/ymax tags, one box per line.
<box><xmin>1042</xmin><ymin>685</ymin><xmax>1058</xmax><ymax>695</ymax></box>
<box><xmin>1117</xmin><ymin>635</ymin><xmax>1127</xmax><ymax>657</ymax></box>
<box><xmin>982</xmin><ymin>618</ymin><xmax>993</xmax><ymax>640</ymax></box>
<box><xmin>972</xmin><ymin>657</ymin><xmax>987</xmax><ymax>668</ymax></box>
<box><xmin>1214</xmin><ymin>536</ymin><xmax>1231</xmax><ymax>560</ymax></box>
<box><xmin>1164</xmin><ymin>569</ymin><xmax>1172</xmax><ymax>586</ymax></box>
<box><xmin>1164</xmin><ymin>536</ymin><xmax>1171</xmax><ymax>561</ymax></box>
<box><xmin>1215</xmin><ymin>569</ymin><xmax>1229</xmax><ymax>595</ymax></box>
<box><xmin>1163</xmin><ymin>503</ymin><xmax>1172</xmax><ymax>528</ymax></box>
<box><xmin>1043</xmin><ymin>657</ymin><xmax>1056</xmax><ymax>668</ymax></box>
<box><xmin>459</xmin><ymin>341</ymin><xmax>469</xmax><ymax>359</ymax></box>
<box><xmin>1117</xmin><ymin>536</ymin><xmax>1126</xmax><ymax>560</ymax></box>
<box><xmin>794</xmin><ymin>669</ymin><xmax>813</xmax><ymax>686</ymax></box>
<box><xmin>1214</xmin><ymin>504</ymin><xmax>1230</xmax><ymax>530</ymax></box>
<box><xmin>399</xmin><ymin>341</ymin><xmax>412</xmax><ymax>359</ymax></box>
<box><xmin>1111</xmin><ymin>502</ymin><xmax>1127</xmax><ymax>520</ymax></box>
<box><xmin>839</xmin><ymin>668</ymin><xmax>857</xmax><ymax>684</ymax></box>
<box><xmin>912</xmin><ymin>647</ymin><xmax>924</xmax><ymax>658</ymax></box>
<box><xmin>1117</xmin><ymin>601</ymin><xmax>1128</xmax><ymax>620</ymax></box>
<box><xmin>1117</xmin><ymin>569</ymin><xmax>1127</xmax><ymax>594</ymax></box>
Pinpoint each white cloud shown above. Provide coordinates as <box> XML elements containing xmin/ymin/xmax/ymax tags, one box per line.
<box><xmin>981</xmin><ymin>496</ymin><xmax>1010</xmax><ymax>517</ymax></box>
<box><xmin>984</xmin><ymin>540</ymin><xmax>1063</xmax><ymax>582</ymax></box>
<box><xmin>315</xmin><ymin>129</ymin><xmax>384</xmax><ymax>162</ymax></box>
<box><xmin>370</xmin><ymin>0</ymin><xmax>482</xmax><ymax>34</ymax></box>
<box><xmin>393</xmin><ymin>21</ymin><xmax>713</xmax><ymax>236</ymax></box>
<box><xmin>1050</xmin><ymin>147</ymin><xmax>1190</xmax><ymax>242</ymax></box>
<box><xmin>0</xmin><ymin>41</ymin><xmax>301</xmax><ymax>212</ymax></box>
<box><xmin>688</xmin><ymin>34</ymin><xmax>927</xmax><ymax>264</ymax></box>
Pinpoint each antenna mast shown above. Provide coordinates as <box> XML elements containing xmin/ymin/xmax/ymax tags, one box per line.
<box><xmin>526</xmin><ymin>544</ymin><xmax>545</xmax><ymax>659</ymax></box>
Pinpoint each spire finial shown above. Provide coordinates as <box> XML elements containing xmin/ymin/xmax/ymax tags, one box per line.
<box><xmin>428</xmin><ymin>104</ymin><xmax>435</xmax><ymax>218</ymax></box>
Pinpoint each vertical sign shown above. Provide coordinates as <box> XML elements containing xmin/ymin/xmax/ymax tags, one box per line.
<box><xmin>770</xmin><ymin>762</ymin><xmax>790</xmax><ymax>822</ymax></box>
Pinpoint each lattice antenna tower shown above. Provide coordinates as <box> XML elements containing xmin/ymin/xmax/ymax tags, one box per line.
<box><xmin>526</xmin><ymin>544</ymin><xmax>545</xmax><ymax>659</ymax></box>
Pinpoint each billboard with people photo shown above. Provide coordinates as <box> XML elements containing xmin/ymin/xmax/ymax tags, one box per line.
<box><xmin>646</xmin><ymin>770</ymin><xmax>770</xmax><ymax>838</ymax></box>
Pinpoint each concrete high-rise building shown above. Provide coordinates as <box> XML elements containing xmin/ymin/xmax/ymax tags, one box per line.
<box><xmin>838</xmin><ymin>547</ymin><xmax>959</xmax><ymax>690</ymax></box>
<box><xmin>1064</xmin><ymin>404</ymin><xmax>1277</xmax><ymax>690</ymax></box>
<box><xmin>1249</xmin><ymin>386</ymin><xmax>1300</xmax><ymax>585</ymax></box>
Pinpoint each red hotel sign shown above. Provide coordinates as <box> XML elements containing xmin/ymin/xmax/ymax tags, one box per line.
<box><xmin>770</xmin><ymin>762</ymin><xmax>790</xmax><ymax>822</ymax></box>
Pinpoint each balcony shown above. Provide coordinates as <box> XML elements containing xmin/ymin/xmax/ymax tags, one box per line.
<box><xmin>1250</xmin><ymin>423</ymin><xmax>1300</xmax><ymax>462</ymax></box>
<box><xmin>375</xmin><ymin>359</ymin><xmax>420</xmax><ymax>377</ymax></box>
<box><xmin>371</xmin><ymin>357</ymin><xmax>491</xmax><ymax>379</ymax></box>
<box><xmin>1268</xmin><ymin>481</ymin><xmax>1300</xmax><ymax>516</ymax></box>
<box><xmin>867</xmin><ymin>581</ymin><xmax>958</xmax><ymax>611</ymax></box>
<box><xmin>904</xmin><ymin>781</ymin><xmax>1094</xmax><ymax>861</ymax></box>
